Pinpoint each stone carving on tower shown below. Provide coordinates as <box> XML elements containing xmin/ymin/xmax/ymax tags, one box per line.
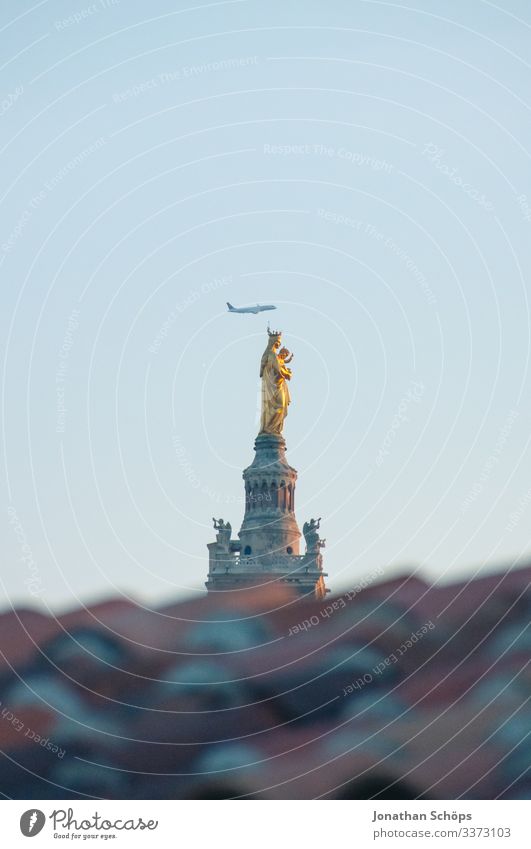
<box><xmin>303</xmin><ymin>518</ymin><xmax>325</xmax><ymax>553</ymax></box>
<box><xmin>205</xmin><ymin>327</ymin><xmax>328</xmax><ymax>599</ymax></box>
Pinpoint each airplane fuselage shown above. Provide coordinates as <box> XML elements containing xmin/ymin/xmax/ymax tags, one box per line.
<box><xmin>227</xmin><ymin>302</ymin><xmax>277</xmax><ymax>314</ymax></box>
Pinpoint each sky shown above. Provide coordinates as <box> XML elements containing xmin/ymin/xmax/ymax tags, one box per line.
<box><xmin>2</xmin><ymin>0</ymin><xmax>531</xmax><ymax>613</ymax></box>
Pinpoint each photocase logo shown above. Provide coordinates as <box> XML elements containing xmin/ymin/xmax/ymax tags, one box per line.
<box><xmin>20</xmin><ymin>809</ymin><xmax>46</xmax><ymax>837</ymax></box>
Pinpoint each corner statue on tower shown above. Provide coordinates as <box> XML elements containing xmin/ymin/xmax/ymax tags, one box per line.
<box><xmin>259</xmin><ymin>327</ymin><xmax>294</xmax><ymax>435</ymax></box>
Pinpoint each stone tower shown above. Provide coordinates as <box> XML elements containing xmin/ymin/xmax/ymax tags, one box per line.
<box><xmin>205</xmin><ymin>329</ymin><xmax>328</xmax><ymax>599</ymax></box>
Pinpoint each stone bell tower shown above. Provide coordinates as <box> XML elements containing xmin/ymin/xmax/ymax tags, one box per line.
<box><xmin>205</xmin><ymin>328</ymin><xmax>328</xmax><ymax>599</ymax></box>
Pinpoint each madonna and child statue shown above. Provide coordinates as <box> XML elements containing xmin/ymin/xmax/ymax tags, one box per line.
<box><xmin>259</xmin><ymin>327</ymin><xmax>294</xmax><ymax>435</ymax></box>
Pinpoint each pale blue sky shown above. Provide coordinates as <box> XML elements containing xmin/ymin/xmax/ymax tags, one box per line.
<box><xmin>2</xmin><ymin>0</ymin><xmax>531</xmax><ymax>611</ymax></box>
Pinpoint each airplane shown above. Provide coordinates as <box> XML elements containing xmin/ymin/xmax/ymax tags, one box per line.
<box><xmin>226</xmin><ymin>301</ymin><xmax>277</xmax><ymax>315</ymax></box>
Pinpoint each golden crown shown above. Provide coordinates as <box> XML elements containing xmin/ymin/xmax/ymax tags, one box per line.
<box><xmin>267</xmin><ymin>324</ymin><xmax>282</xmax><ymax>338</ymax></box>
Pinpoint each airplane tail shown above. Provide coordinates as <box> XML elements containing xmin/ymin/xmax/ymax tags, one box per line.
<box><xmin>227</xmin><ymin>302</ymin><xmax>235</xmax><ymax>311</ymax></box>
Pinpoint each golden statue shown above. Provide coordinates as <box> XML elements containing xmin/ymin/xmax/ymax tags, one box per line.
<box><xmin>259</xmin><ymin>328</ymin><xmax>293</xmax><ymax>435</ymax></box>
